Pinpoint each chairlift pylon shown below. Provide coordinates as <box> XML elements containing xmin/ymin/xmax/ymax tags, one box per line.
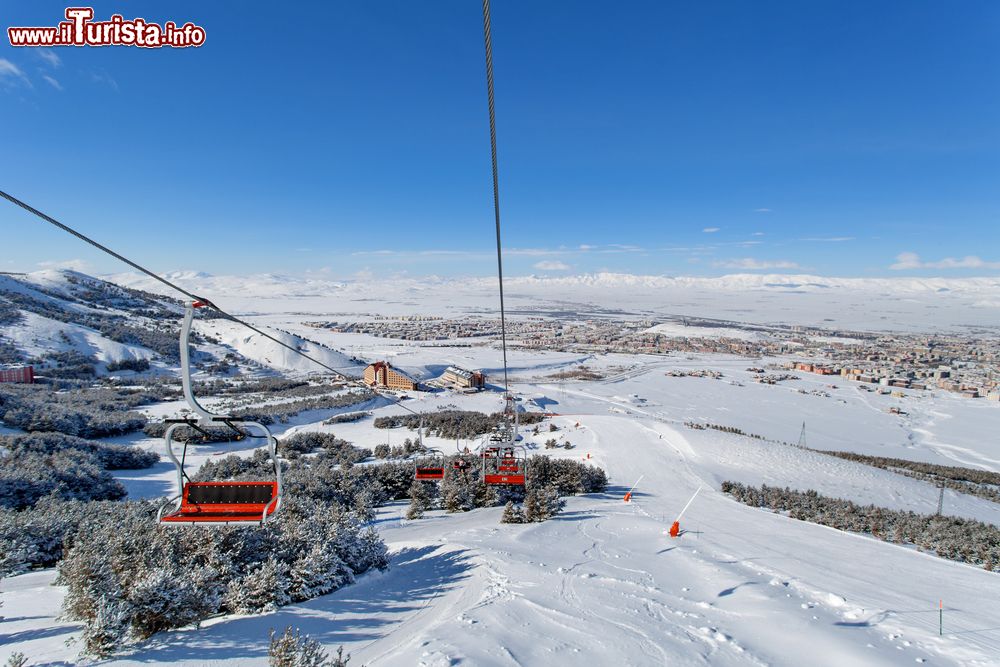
<box><xmin>157</xmin><ymin>301</ymin><xmax>283</xmax><ymax>526</ymax></box>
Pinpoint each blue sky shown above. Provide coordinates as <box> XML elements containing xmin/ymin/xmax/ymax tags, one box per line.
<box><xmin>1</xmin><ymin>1</ymin><xmax>998</xmax><ymax>279</ymax></box>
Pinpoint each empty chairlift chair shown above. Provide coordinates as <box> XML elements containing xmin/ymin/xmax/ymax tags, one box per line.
<box><xmin>414</xmin><ymin>448</ymin><xmax>446</xmax><ymax>481</ymax></box>
<box><xmin>157</xmin><ymin>301</ymin><xmax>283</xmax><ymax>526</ymax></box>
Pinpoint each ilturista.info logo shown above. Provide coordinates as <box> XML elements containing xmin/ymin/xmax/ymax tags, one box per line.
<box><xmin>8</xmin><ymin>7</ymin><xmax>206</xmax><ymax>48</ymax></box>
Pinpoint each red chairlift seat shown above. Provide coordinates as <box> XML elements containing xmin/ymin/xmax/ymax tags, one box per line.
<box><xmin>415</xmin><ymin>466</ymin><xmax>445</xmax><ymax>481</ymax></box>
<box><xmin>482</xmin><ymin>442</ymin><xmax>527</xmax><ymax>486</ymax></box>
<box><xmin>159</xmin><ymin>481</ymin><xmax>280</xmax><ymax>524</ymax></box>
<box><xmin>157</xmin><ymin>301</ymin><xmax>283</xmax><ymax>527</ymax></box>
<box><xmin>414</xmin><ymin>448</ymin><xmax>446</xmax><ymax>481</ymax></box>
<box><xmin>484</xmin><ymin>472</ymin><xmax>526</xmax><ymax>485</ymax></box>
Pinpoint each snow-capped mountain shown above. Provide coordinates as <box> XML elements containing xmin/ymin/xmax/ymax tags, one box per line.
<box><xmin>0</xmin><ymin>270</ymin><xmax>360</xmax><ymax>377</ymax></box>
<box><xmin>107</xmin><ymin>270</ymin><xmax>1000</xmax><ymax>333</ymax></box>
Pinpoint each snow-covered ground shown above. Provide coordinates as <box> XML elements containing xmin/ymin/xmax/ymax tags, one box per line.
<box><xmin>4</xmin><ymin>346</ymin><xmax>1000</xmax><ymax>666</ymax></box>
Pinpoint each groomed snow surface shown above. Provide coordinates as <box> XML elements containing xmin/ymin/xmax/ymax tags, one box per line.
<box><xmin>4</xmin><ymin>353</ymin><xmax>1000</xmax><ymax>666</ymax></box>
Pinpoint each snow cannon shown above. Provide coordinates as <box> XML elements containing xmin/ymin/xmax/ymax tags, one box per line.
<box><xmin>624</xmin><ymin>475</ymin><xmax>643</xmax><ymax>503</ymax></box>
<box><xmin>669</xmin><ymin>487</ymin><xmax>702</xmax><ymax>539</ymax></box>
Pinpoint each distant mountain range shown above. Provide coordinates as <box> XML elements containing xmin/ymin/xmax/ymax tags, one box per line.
<box><xmin>108</xmin><ymin>269</ymin><xmax>1000</xmax><ymax>297</ymax></box>
<box><xmin>106</xmin><ymin>269</ymin><xmax>1000</xmax><ymax>333</ymax></box>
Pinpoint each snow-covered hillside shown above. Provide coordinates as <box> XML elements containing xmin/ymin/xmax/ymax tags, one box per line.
<box><xmin>0</xmin><ymin>270</ymin><xmax>362</xmax><ymax>377</ymax></box>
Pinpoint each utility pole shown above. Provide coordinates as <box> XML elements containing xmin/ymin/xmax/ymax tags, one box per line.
<box><xmin>797</xmin><ymin>421</ymin><xmax>807</xmax><ymax>449</ymax></box>
<box><xmin>936</xmin><ymin>483</ymin><xmax>945</xmax><ymax>516</ymax></box>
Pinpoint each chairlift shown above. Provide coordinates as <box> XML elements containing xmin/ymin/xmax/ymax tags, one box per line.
<box><xmin>414</xmin><ymin>447</ymin><xmax>446</xmax><ymax>481</ymax></box>
<box><xmin>157</xmin><ymin>301</ymin><xmax>283</xmax><ymax>526</ymax></box>
<box><xmin>482</xmin><ymin>443</ymin><xmax>527</xmax><ymax>486</ymax></box>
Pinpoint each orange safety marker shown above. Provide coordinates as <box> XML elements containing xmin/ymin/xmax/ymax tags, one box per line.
<box><xmin>624</xmin><ymin>475</ymin><xmax>644</xmax><ymax>502</ymax></box>
<box><xmin>669</xmin><ymin>486</ymin><xmax>702</xmax><ymax>538</ymax></box>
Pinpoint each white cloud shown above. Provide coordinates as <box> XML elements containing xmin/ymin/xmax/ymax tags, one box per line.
<box><xmin>37</xmin><ymin>49</ymin><xmax>61</xmax><ymax>68</ymax></box>
<box><xmin>0</xmin><ymin>58</ymin><xmax>29</xmax><ymax>86</ymax></box>
<box><xmin>702</xmin><ymin>227</ymin><xmax>720</xmax><ymax>233</ymax></box>
<box><xmin>353</xmin><ymin>268</ymin><xmax>375</xmax><ymax>281</ymax></box>
<box><xmin>348</xmin><ymin>244</ymin><xmax>647</xmax><ymax>261</ymax></box>
<box><xmin>890</xmin><ymin>252</ymin><xmax>1000</xmax><ymax>271</ymax></box>
<box><xmin>37</xmin><ymin>259</ymin><xmax>92</xmax><ymax>272</ymax></box>
<box><xmin>42</xmin><ymin>75</ymin><xmax>62</xmax><ymax>91</ymax></box>
<box><xmin>89</xmin><ymin>70</ymin><xmax>119</xmax><ymax>90</ymax></box>
<box><xmin>800</xmin><ymin>236</ymin><xmax>855</xmax><ymax>242</ymax></box>
<box><xmin>714</xmin><ymin>258</ymin><xmax>801</xmax><ymax>270</ymax></box>
<box><xmin>751</xmin><ymin>232</ymin><xmax>765</xmax><ymax>236</ymax></box>
<box><xmin>506</xmin><ymin>247</ymin><xmax>562</xmax><ymax>256</ymax></box>
<box><xmin>754</xmin><ymin>208</ymin><xmax>772</xmax><ymax>213</ymax></box>
<box><xmin>534</xmin><ymin>260</ymin><xmax>570</xmax><ymax>271</ymax></box>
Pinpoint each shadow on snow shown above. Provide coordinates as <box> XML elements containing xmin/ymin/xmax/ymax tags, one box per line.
<box><xmin>118</xmin><ymin>545</ymin><xmax>473</xmax><ymax>664</ymax></box>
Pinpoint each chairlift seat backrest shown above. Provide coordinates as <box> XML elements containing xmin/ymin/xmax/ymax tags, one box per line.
<box><xmin>484</xmin><ymin>473</ymin><xmax>525</xmax><ymax>485</ymax></box>
<box><xmin>160</xmin><ymin>481</ymin><xmax>279</xmax><ymax>524</ymax></box>
<box><xmin>415</xmin><ymin>467</ymin><xmax>445</xmax><ymax>481</ymax></box>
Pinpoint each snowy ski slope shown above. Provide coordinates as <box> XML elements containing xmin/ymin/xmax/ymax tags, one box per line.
<box><xmin>4</xmin><ymin>354</ymin><xmax>1000</xmax><ymax>666</ymax></box>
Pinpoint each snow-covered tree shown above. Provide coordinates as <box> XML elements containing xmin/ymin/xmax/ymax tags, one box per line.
<box><xmin>406</xmin><ymin>480</ymin><xmax>432</xmax><ymax>519</ymax></box>
<box><xmin>535</xmin><ymin>485</ymin><xmax>565</xmax><ymax>521</ymax></box>
<box><xmin>4</xmin><ymin>652</ymin><xmax>28</xmax><ymax>667</ymax></box>
<box><xmin>268</xmin><ymin>627</ymin><xmax>350</xmax><ymax>667</ymax></box>
<box><xmin>226</xmin><ymin>557</ymin><xmax>293</xmax><ymax>614</ymax></box>
<box><xmin>81</xmin><ymin>595</ymin><xmax>132</xmax><ymax>658</ymax></box>
<box><xmin>500</xmin><ymin>500</ymin><xmax>524</xmax><ymax>524</ymax></box>
<box><xmin>126</xmin><ymin>566</ymin><xmax>219</xmax><ymax>639</ymax></box>
<box><xmin>289</xmin><ymin>547</ymin><xmax>353</xmax><ymax>602</ymax></box>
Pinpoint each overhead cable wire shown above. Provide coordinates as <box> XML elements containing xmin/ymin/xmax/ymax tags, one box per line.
<box><xmin>481</xmin><ymin>0</ymin><xmax>511</xmax><ymax>397</ymax></box>
<box><xmin>0</xmin><ymin>188</ymin><xmax>427</xmax><ymax>417</ymax></box>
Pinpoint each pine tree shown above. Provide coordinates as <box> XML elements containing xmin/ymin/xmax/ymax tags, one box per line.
<box><xmin>330</xmin><ymin>646</ymin><xmax>352</xmax><ymax>667</ymax></box>
<box><xmin>443</xmin><ymin>488</ymin><xmax>462</xmax><ymax>513</ymax></box>
<box><xmin>475</xmin><ymin>480</ymin><xmax>498</xmax><ymax>508</ymax></box>
<box><xmin>81</xmin><ymin>595</ymin><xmax>132</xmax><ymax>657</ymax></box>
<box><xmin>536</xmin><ymin>485</ymin><xmax>565</xmax><ymax>521</ymax></box>
<box><xmin>289</xmin><ymin>547</ymin><xmax>352</xmax><ymax>602</ymax></box>
<box><xmin>126</xmin><ymin>566</ymin><xmax>217</xmax><ymax>640</ymax></box>
<box><xmin>500</xmin><ymin>500</ymin><xmax>524</xmax><ymax>524</ymax></box>
<box><xmin>225</xmin><ymin>557</ymin><xmax>292</xmax><ymax>614</ymax></box>
<box><xmin>4</xmin><ymin>653</ymin><xmax>27</xmax><ymax>667</ymax></box>
<box><xmin>523</xmin><ymin>488</ymin><xmax>540</xmax><ymax>522</ymax></box>
<box><xmin>268</xmin><ymin>626</ymin><xmax>343</xmax><ymax>667</ymax></box>
<box><xmin>406</xmin><ymin>480</ymin><xmax>432</xmax><ymax>519</ymax></box>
